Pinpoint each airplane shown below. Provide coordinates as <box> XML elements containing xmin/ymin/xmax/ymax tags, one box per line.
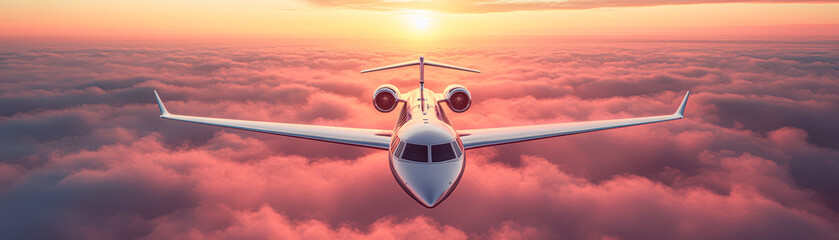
<box><xmin>153</xmin><ymin>56</ymin><xmax>689</xmax><ymax>208</ymax></box>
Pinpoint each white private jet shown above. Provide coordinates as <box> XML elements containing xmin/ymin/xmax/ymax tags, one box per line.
<box><xmin>154</xmin><ymin>57</ymin><xmax>689</xmax><ymax>208</ymax></box>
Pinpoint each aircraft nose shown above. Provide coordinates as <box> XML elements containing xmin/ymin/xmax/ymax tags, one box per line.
<box><xmin>414</xmin><ymin>181</ymin><xmax>449</xmax><ymax>207</ymax></box>
<box><xmin>392</xmin><ymin>159</ymin><xmax>464</xmax><ymax>208</ymax></box>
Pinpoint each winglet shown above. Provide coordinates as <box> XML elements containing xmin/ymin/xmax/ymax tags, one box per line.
<box><xmin>674</xmin><ymin>91</ymin><xmax>690</xmax><ymax>118</ymax></box>
<box><xmin>153</xmin><ymin>90</ymin><xmax>170</xmax><ymax>117</ymax></box>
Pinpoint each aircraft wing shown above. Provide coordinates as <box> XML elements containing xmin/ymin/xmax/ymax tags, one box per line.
<box><xmin>154</xmin><ymin>91</ymin><xmax>392</xmax><ymax>150</ymax></box>
<box><xmin>459</xmin><ymin>91</ymin><xmax>689</xmax><ymax>149</ymax></box>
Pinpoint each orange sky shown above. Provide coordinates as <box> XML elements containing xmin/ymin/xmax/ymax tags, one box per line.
<box><xmin>2</xmin><ymin>0</ymin><xmax>839</xmax><ymax>40</ymax></box>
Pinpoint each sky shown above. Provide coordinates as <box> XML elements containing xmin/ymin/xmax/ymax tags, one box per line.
<box><xmin>2</xmin><ymin>0</ymin><xmax>839</xmax><ymax>40</ymax></box>
<box><xmin>1</xmin><ymin>1</ymin><xmax>839</xmax><ymax>240</ymax></box>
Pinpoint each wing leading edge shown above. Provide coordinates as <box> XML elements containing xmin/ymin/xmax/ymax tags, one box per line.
<box><xmin>153</xmin><ymin>91</ymin><xmax>392</xmax><ymax>150</ymax></box>
<box><xmin>459</xmin><ymin>91</ymin><xmax>690</xmax><ymax>149</ymax></box>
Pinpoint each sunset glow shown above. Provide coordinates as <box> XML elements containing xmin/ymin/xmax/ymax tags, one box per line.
<box><xmin>2</xmin><ymin>0</ymin><xmax>839</xmax><ymax>239</ymax></box>
<box><xmin>2</xmin><ymin>2</ymin><xmax>839</xmax><ymax>40</ymax></box>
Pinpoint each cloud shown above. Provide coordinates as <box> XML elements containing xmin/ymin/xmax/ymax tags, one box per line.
<box><xmin>303</xmin><ymin>0</ymin><xmax>839</xmax><ymax>13</ymax></box>
<box><xmin>1</xmin><ymin>39</ymin><xmax>838</xmax><ymax>239</ymax></box>
<box><xmin>145</xmin><ymin>206</ymin><xmax>468</xmax><ymax>240</ymax></box>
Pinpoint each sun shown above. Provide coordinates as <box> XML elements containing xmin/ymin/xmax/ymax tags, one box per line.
<box><xmin>410</xmin><ymin>15</ymin><xmax>431</xmax><ymax>30</ymax></box>
<box><xmin>404</xmin><ymin>10</ymin><xmax>433</xmax><ymax>32</ymax></box>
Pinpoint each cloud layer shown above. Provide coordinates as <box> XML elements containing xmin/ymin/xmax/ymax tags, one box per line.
<box><xmin>1</xmin><ymin>39</ymin><xmax>838</xmax><ymax>239</ymax></box>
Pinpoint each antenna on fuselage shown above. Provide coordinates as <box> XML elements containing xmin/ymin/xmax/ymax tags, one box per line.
<box><xmin>360</xmin><ymin>57</ymin><xmax>480</xmax><ymax>113</ymax></box>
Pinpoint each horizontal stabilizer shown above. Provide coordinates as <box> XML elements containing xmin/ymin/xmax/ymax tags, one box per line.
<box><xmin>424</xmin><ymin>60</ymin><xmax>480</xmax><ymax>73</ymax></box>
<box><xmin>361</xmin><ymin>58</ymin><xmax>480</xmax><ymax>74</ymax></box>
<box><xmin>361</xmin><ymin>60</ymin><xmax>420</xmax><ymax>73</ymax></box>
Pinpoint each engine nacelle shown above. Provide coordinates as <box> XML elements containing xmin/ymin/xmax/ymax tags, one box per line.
<box><xmin>444</xmin><ymin>84</ymin><xmax>472</xmax><ymax>113</ymax></box>
<box><xmin>373</xmin><ymin>84</ymin><xmax>400</xmax><ymax>112</ymax></box>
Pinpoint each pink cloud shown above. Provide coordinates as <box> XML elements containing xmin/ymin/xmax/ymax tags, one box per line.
<box><xmin>146</xmin><ymin>206</ymin><xmax>468</xmax><ymax>240</ymax></box>
<box><xmin>1</xmin><ymin>39</ymin><xmax>838</xmax><ymax>239</ymax></box>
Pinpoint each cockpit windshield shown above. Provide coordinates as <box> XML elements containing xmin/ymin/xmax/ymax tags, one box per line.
<box><xmin>397</xmin><ymin>140</ymin><xmax>462</xmax><ymax>163</ymax></box>
<box><xmin>401</xmin><ymin>143</ymin><xmax>428</xmax><ymax>162</ymax></box>
<box><xmin>431</xmin><ymin>143</ymin><xmax>456</xmax><ymax>162</ymax></box>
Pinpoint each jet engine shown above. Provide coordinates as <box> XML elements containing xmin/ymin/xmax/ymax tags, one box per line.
<box><xmin>444</xmin><ymin>84</ymin><xmax>472</xmax><ymax>113</ymax></box>
<box><xmin>373</xmin><ymin>84</ymin><xmax>400</xmax><ymax>112</ymax></box>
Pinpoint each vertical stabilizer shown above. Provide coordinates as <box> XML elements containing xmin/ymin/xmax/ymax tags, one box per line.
<box><xmin>419</xmin><ymin>57</ymin><xmax>425</xmax><ymax>112</ymax></box>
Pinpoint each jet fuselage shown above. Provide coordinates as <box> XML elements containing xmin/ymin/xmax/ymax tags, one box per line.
<box><xmin>388</xmin><ymin>88</ymin><xmax>465</xmax><ymax>208</ymax></box>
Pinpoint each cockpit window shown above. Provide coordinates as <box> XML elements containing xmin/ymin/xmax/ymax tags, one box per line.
<box><xmin>451</xmin><ymin>142</ymin><xmax>462</xmax><ymax>157</ymax></box>
<box><xmin>394</xmin><ymin>141</ymin><xmax>406</xmax><ymax>157</ymax></box>
<box><xmin>401</xmin><ymin>143</ymin><xmax>428</xmax><ymax>162</ymax></box>
<box><xmin>431</xmin><ymin>143</ymin><xmax>456</xmax><ymax>162</ymax></box>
